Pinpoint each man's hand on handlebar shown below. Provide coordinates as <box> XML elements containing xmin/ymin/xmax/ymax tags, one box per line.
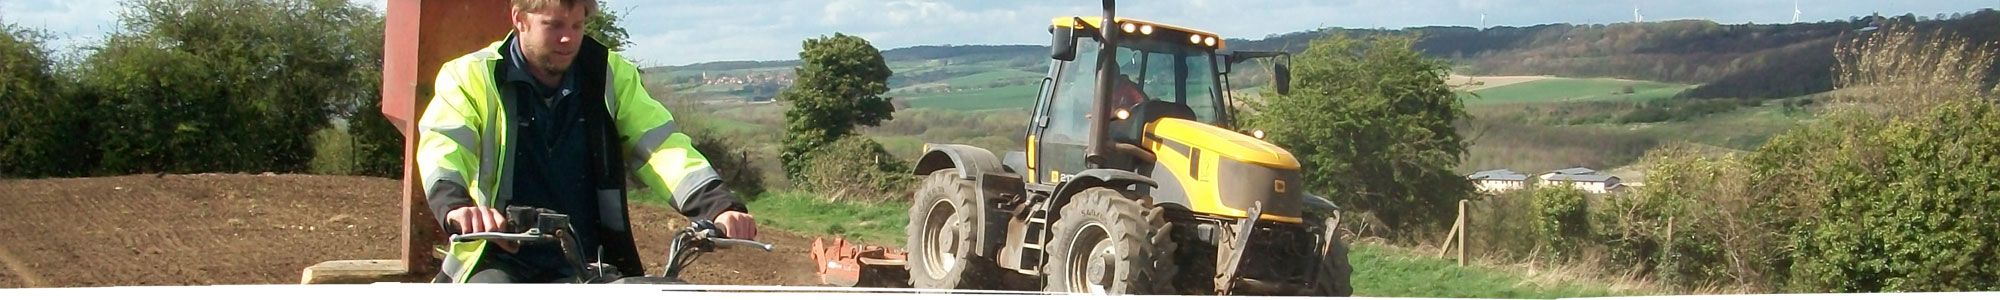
<box><xmin>714</xmin><ymin>211</ymin><xmax>757</xmax><ymax>240</ymax></box>
<box><xmin>446</xmin><ymin>206</ymin><xmax>520</xmax><ymax>252</ymax></box>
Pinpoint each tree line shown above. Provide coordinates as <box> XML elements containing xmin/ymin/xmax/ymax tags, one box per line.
<box><xmin>0</xmin><ymin>0</ymin><xmax>628</xmax><ymax>179</ymax></box>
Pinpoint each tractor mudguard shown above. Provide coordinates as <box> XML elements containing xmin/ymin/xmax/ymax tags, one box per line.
<box><xmin>913</xmin><ymin>143</ymin><xmax>1005</xmax><ymax>180</ymax></box>
<box><xmin>1048</xmin><ymin>169</ymin><xmax>1158</xmax><ymax>219</ymax></box>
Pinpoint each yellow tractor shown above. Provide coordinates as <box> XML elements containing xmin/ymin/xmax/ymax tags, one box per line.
<box><xmin>898</xmin><ymin>0</ymin><xmax>1352</xmax><ymax>296</ymax></box>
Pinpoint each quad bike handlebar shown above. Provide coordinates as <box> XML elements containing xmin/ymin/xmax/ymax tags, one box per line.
<box><xmin>440</xmin><ymin>206</ymin><xmax>772</xmax><ymax>284</ymax></box>
<box><xmin>657</xmin><ymin>219</ymin><xmax>773</xmax><ymax>279</ymax></box>
<box><xmin>448</xmin><ymin>229</ymin><xmax>554</xmax><ymax>243</ymax></box>
<box><xmin>683</xmin><ymin>219</ymin><xmax>777</xmax><ymax>252</ymax></box>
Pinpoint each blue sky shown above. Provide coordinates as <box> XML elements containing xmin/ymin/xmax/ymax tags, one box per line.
<box><xmin>3</xmin><ymin>0</ymin><xmax>1996</xmax><ymax>67</ymax></box>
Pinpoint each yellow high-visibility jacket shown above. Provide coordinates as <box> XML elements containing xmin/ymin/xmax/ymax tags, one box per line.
<box><xmin>416</xmin><ymin>34</ymin><xmax>736</xmax><ymax>282</ymax></box>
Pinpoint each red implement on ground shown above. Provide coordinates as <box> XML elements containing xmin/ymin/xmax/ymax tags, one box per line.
<box><xmin>809</xmin><ymin>237</ymin><xmax>911</xmax><ymax>288</ymax></box>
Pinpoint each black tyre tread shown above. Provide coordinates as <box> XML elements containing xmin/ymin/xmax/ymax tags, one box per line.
<box><xmin>905</xmin><ymin>169</ymin><xmax>998</xmax><ymax>289</ymax></box>
<box><xmin>1043</xmin><ymin>187</ymin><xmax>1177</xmax><ymax>294</ymax></box>
<box><xmin>1313</xmin><ymin>216</ymin><xmax>1355</xmax><ymax>297</ymax></box>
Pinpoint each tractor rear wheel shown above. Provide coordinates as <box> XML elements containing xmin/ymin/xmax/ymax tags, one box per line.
<box><xmin>905</xmin><ymin>169</ymin><xmax>998</xmax><ymax>289</ymax></box>
<box><xmin>1043</xmin><ymin>187</ymin><xmax>1176</xmax><ymax>294</ymax></box>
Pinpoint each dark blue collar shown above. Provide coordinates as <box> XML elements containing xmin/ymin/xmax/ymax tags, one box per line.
<box><xmin>504</xmin><ymin>33</ymin><xmax>579</xmax><ymax>100</ymax></box>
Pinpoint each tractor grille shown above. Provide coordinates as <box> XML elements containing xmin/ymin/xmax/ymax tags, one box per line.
<box><xmin>1236</xmin><ymin>223</ymin><xmax>1318</xmax><ymax>283</ymax></box>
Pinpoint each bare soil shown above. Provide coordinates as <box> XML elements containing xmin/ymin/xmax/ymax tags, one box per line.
<box><xmin>0</xmin><ymin>174</ymin><xmax>819</xmax><ymax>288</ymax></box>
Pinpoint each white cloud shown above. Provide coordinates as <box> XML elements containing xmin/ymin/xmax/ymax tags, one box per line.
<box><xmin>1</xmin><ymin>0</ymin><xmax>121</xmax><ymax>52</ymax></box>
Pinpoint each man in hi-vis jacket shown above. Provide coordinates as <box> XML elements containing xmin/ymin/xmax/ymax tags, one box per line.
<box><xmin>417</xmin><ymin>0</ymin><xmax>758</xmax><ymax>283</ymax></box>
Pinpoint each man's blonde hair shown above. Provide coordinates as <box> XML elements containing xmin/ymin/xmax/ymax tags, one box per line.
<box><xmin>512</xmin><ymin>0</ymin><xmax>598</xmax><ymax>16</ymax></box>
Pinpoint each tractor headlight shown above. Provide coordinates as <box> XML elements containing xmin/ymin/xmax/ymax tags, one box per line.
<box><xmin>1139</xmin><ymin>24</ymin><xmax>1155</xmax><ymax>35</ymax></box>
<box><xmin>1115</xmin><ymin>109</ymin><xmax>1131</xmax><ymax>120</ymax></box>
<box><xmin>1189</xmin><ymin>34</ymin><xmax>1203</xmax><ymax>44</ymax></box>
<box><xmin>1252</xmin><ymin>129</ymin><xmax>1266</xmax><ymax>139</ymax></box>
<box><xmin>1122</xmin><ymin>23</ymin><xmax>1138</xmax><ymax>33</ymax></box>
<box><xmin>1204</xmin><ymin>36</ymin><xmax>1217</xmax><ymax>47</ymax></box>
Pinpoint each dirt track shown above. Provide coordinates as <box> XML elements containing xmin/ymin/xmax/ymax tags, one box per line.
<box><xmin>0</xmin><ymin>174</ymin><xmax>819</xmax><ymax>288</ymax></box>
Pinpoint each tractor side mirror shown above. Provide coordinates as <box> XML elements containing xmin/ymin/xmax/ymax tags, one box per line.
<box><xmin>1051</xmin><ymin>26</ymin><xmax>1077</xmax><ymax>61</ymax></box>
<box><xmin>1273</xmin><ymin>62</ymin><xmax>1292</xmax><ymax>95</ymax></box>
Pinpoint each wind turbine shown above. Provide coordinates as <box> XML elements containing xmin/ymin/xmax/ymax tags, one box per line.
<box><xmin>1631</xmin><ymin>1</ymin><xmax>1645</xmax><ymax>23</ymax></box>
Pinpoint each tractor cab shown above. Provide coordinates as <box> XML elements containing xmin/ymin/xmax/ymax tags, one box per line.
<box><xmin>1020</xmin><ymin>16</ymin><xmax>1293</xmax><ymax>189</ymax></box>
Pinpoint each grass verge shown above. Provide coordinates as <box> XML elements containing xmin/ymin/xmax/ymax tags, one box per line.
<box><xmin>1351</xmin><ymin>243</ymin><xmax>1638</xmax><ymax>298</ymax></box>
<box><xmin>630</xmin><ymin>189</ymin><xmax>910</xmax><ymax>245</ymax></box>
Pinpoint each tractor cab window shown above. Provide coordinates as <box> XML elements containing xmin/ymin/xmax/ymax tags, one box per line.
<box><xmin>1114</xmin><ymin>39</ymin><xmax>1222</xmax><ymax>124</ymax></box>
<box><xmin>1049</xmin><ymin>37</ymin><xmax>1224</xmax><ymax>142</ymax></box>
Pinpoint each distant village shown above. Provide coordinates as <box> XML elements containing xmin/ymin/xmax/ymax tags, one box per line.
<box><xmin>1466</xmin><ymin>167</ymin><xmax>1633</xmax><ymax>195</ymax></box>
<box><xmin>697</xmin><ymin>71</ymin><xmax>793</xmax><ymax>86</ymax></box>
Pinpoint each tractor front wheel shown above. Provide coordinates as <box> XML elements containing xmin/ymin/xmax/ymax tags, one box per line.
<box><xmin>1310</xmin><ymin>216</ymin><xmax>1354</xmax><ymax>296</ymax></box>
<box><xmin>1043</xmin><ymin>187</ymin><xmax>1176</xmax><ymax>294</ymax></box>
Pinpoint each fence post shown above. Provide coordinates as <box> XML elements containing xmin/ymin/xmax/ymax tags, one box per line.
<box><xmin>1458</xmin><ymin>199</ymin><xmax>1469</xmax><ymax>266</ymax></box>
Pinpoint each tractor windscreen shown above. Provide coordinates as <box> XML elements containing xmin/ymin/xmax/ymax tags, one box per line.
<box><xmin>1112</xmin><ymin>39</ymin><xmax>1222</xmax><ymax>123</ymax></box>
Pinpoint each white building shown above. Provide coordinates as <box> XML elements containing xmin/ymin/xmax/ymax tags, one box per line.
<box><xmin>1537</xmin><ymin>167</ymin><xmax>1623</xmax><ymax>194</ymax></box>
<box><xmin>1468</xmin><ymin>169</ymin><xmax>1529</xmax><ymax>193</ymax></box>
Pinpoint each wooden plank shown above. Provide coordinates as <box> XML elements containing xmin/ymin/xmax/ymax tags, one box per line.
<box><xmin>301</xmin><ymin>260</ymin><xmax>424</xmax><ymax>284</ymax></box>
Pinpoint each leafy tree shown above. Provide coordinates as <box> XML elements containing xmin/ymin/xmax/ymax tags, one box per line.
<box><xmin>1530</xmin><ymin>186</ymin><xmax>1589</xmax><ymax>257</ymax></box>
<box><xmin>1755</xmin><ymin>27</ymin><xmax>2000</xmax><ymax>292</ymax></box>
<box><xmin>777</xmin><ymin>33</ymin><xmax>894</xmax><ymax>179</ymax></box>
<box><xmin>345</xmin><ymin>10</ymin><xmax>398</xmax><ymax>178</ymax></box>
<box><xmin>0</xmin><ymin>24</ymin><xmax>97</xmax><ymax>177</ymax></box>
<box><xmin>1244</xmin><ymin>34</ymin><xmax>1472</xmax><ymax>233</ymax></box>
<box><xmin>585</xmin><ymin>0</ymin><xmax>629</xmax><ymax>52</ymax></box>
<box><xmin>81</xmin><ymin>0</ymin><xmax>380</xmax><ymax>174</ymax></box>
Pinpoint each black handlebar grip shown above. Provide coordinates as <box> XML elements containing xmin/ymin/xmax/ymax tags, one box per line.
<box><xmin>444</xmin><ymin>220</ymin><xmax>464</xmax><ymax>236</ymax></box>
<box><xmin>505</xmin><ymin>206</ymin><xmax>540</xmax><ymax>232</ymax></box>
<box><xmin>691</xmin><ymin>220</ymin><xmax>725</xmax><ymax>238</ymax></box>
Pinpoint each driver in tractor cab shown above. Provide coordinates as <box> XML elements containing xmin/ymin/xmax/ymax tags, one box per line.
<box><xmin>417</xmin><ymin>0</ymin><xmax>758</xmax><ymax>283</ymax></box>
<box><xmin>1113</xmin><ymin>73</ymin><xmax>1147</xmax><ymax>110</ymax></box>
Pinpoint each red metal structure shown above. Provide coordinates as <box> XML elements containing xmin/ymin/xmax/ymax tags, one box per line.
<box><xmin>382</xmin><ymin>1</ymin><xmax>512</xmax><ymax>278</ymax></box>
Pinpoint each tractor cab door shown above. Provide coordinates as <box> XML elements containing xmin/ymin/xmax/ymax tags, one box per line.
<box><xmin>1029</xmin><ymin>37</ymin><xmax>1108</xmax><ymax>185</ymax></box>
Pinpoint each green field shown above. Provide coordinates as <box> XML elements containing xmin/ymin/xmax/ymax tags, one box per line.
<box><xmin>942</xmin><ymin>69</ymin><xmax>1041</xmax><ymax>87</ymax></box>
<box><xmin>903</xmin><ymin>84</ymin><xmax>1040</xmax><ymax>111</ymax></box>
<box><xmin>689</xmin><ymin>115</ymin><xmax>768</xmax><ymax>135</ymax></box>
<box><xmin>1611</xmin><ymin>103</ymin><xmax>1808</xmax><ymax>150</ymax></box>
<box><xmin>1461</xmin><ymin>78</ymin><xmax>1692</xmax><ymax>105</ymax></box>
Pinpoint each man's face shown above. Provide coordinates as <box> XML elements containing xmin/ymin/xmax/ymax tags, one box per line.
<box><xmin>512</xmin><ymin>5</ymin><xmax>588</xmax><ymax>77</ymax></box>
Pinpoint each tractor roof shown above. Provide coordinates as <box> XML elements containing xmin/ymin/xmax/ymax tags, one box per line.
<box><xmin>1051</xmin><ymin>16</ymin><xmax>1225</xmax><ymax>49</ymax></box>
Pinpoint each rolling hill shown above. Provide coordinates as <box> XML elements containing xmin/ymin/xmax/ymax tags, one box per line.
<box><xmin>646</xmin><ymin>8</ymin><xmax>2000</xmax><ymax>110</ymax></box>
